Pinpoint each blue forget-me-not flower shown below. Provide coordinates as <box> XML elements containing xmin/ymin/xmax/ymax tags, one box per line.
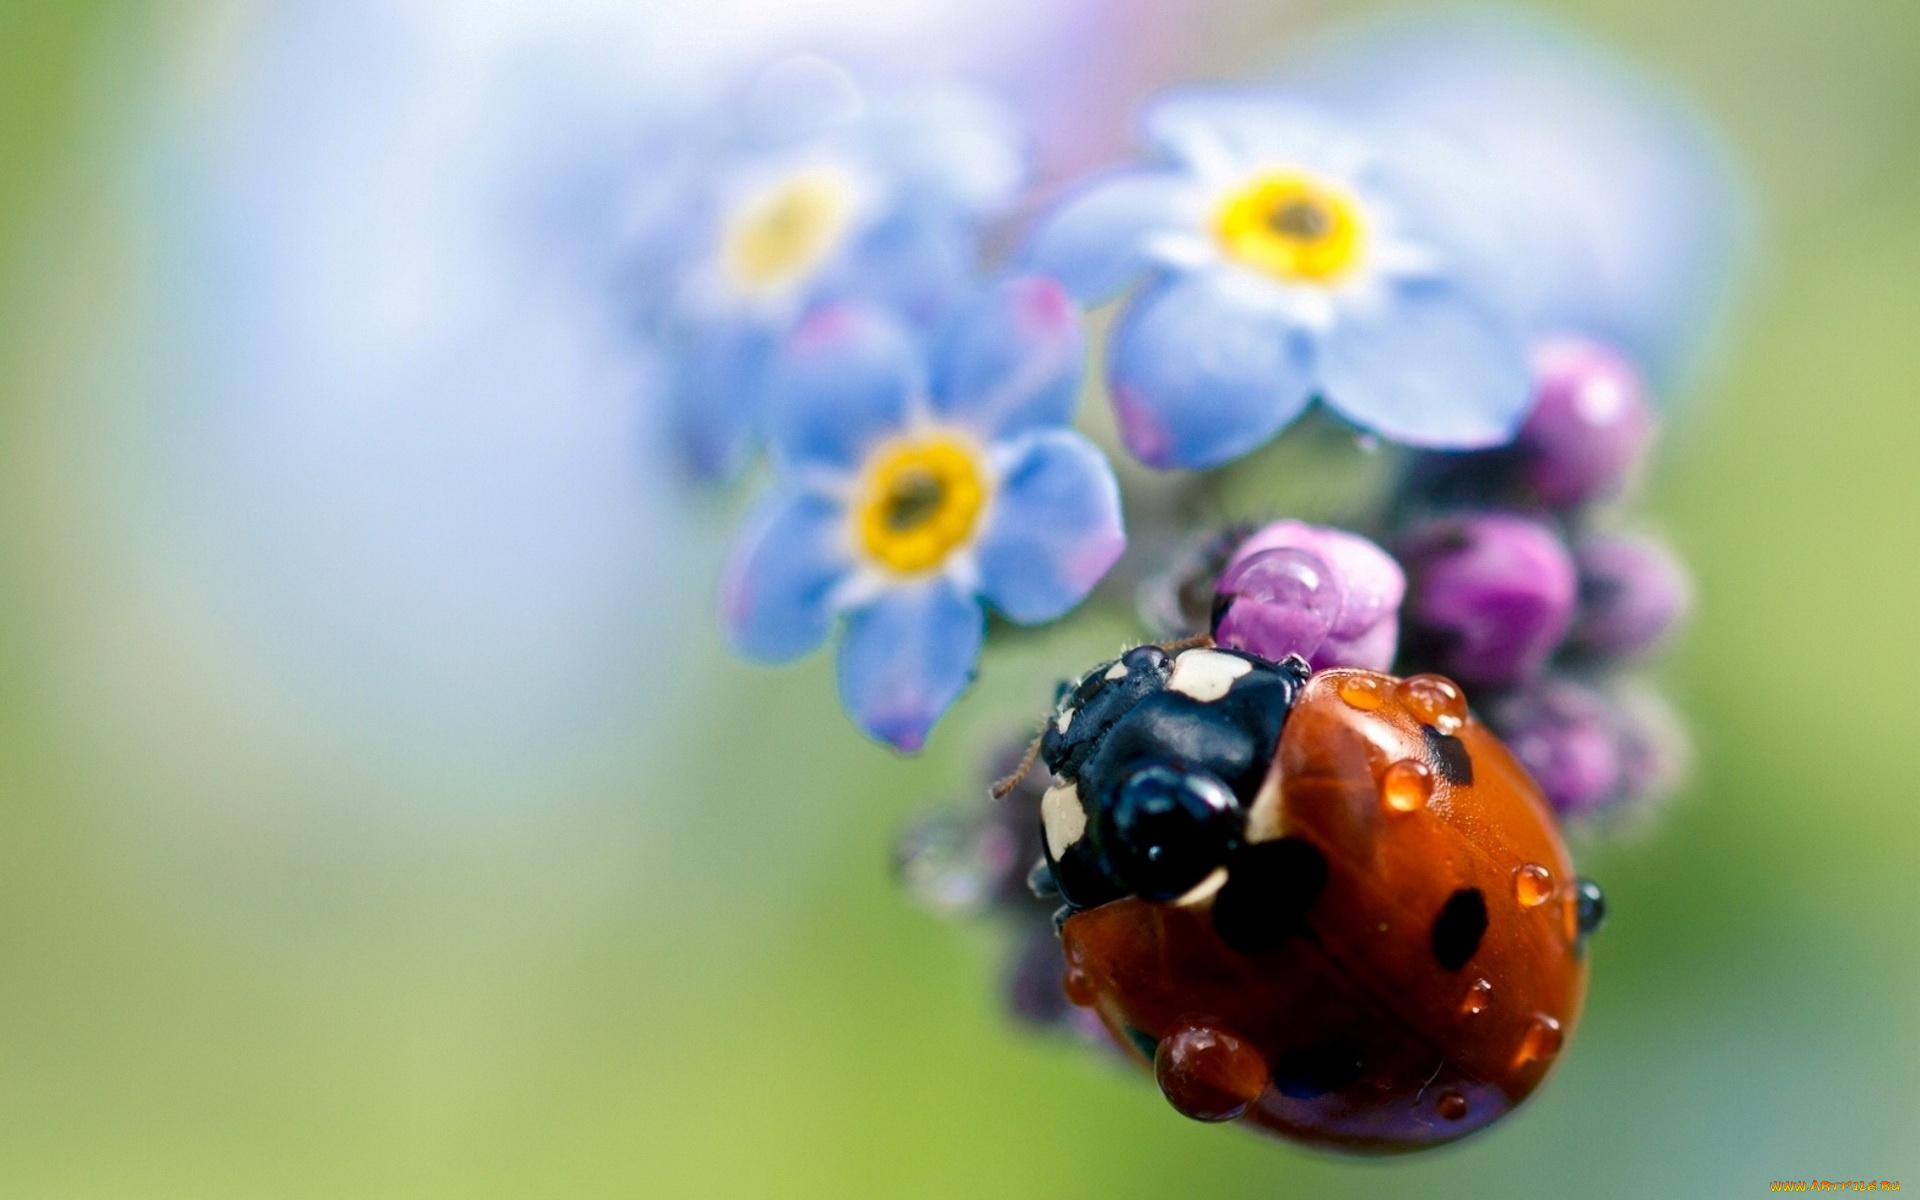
<box><xmin>626</xmin><ymin>57</ymin><xmax>1024</xmax><ymax>481</ymax></box>
<box><xmin>1026</xmin><ymin>91</ymin><xmax>1533</xmax><ymax>469</ymax></box>
<box><xmin>720</xmin><ymin>275</ymin><xmax>1126</xmax><ymax>751</ymax></box>
<box><xmin>1296</xmin><ymin>14</ymin><xmax>1749</xmax><ymax>393</ymax></box>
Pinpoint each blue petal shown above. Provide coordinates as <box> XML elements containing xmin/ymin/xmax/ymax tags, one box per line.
<box><xmin>1108</xmin><ymin>273</ymin><xmax>1315</xmax><ymax>469</ymax></box>
<box><xmin>929</xmin><ymin>275</ymin><xmax>1085</xmax><ymax>441</ymax></box>
<box><xmin>831</xmin><ymin>206</ymin><xmax>973</xmax><ymax>329</ymax></box>
<box><xmin>976</xmin><ymin>430</ymin><xmax>1125</xmax><ymax>624</ymax></box>
<box><xmin>720</xmin><ymin>490</ymin><xmax>853</xmax><ymax>662</ymax></box>
<box><xmin>836</xmin><ymin>580</ymin><xmax>984</xmax><ymax>752</ymax></box>
<box><xmin>763</xmin><ymin>303</ymin><xmax>922</xmax><ymax>476</ymax></box>
<box><xmin>1023</xmin><ymin>170</ymin><xmax>1194</xmax><ymax>304</ymax></box>
<box><xmin>1356</xmin><ymin>140</ymin><xmax>1533</xmax><ymax>336</ymax></box>
<box><xmin>1318</xmin><ymin>279</ymin><xmax>1532</xmax><ymax>449</ymax></box>
<box><xmin>663</xmin><ymin>319</ymin><xmax>773</xmax><ymax>482</ymax></box>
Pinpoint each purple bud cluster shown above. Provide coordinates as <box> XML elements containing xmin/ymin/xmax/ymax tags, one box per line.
<box><xmin>1487</xmin><ymin>679</ymin><xmax>1687</xmax><ymax>821</ymax></box>
<box><xmin>1397</xmin><ymin>512</ymin><xmax>1576</xmax><ymax>689</ymax></box>
<box><xmin>1389</xmin><ymin>335</ymin><xmax>1691</xmax><ymax>821</ymax></box>
<box><xmin>1517</xmin><ymin>338</ymin><xmax>1658</xmax><ymax>509</ymax></box>
<box><xmin>1194</xmin><ymin>334</ymin><xmax>1692</xmax><ymax>822</ymax></box>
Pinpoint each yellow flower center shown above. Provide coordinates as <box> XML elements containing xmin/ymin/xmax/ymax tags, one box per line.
<box><xmin>854</xmin><ymin>436</ymin><xmax>988</xmax><ymax>574</ymax></box>
<box><xmin>721</xmin><ymin>167</ymin><xmax>859</xmax><ymax>297</ymax></box>
<box><xmin>1213</xmin><ymin>172</ymin><xmax>1366</xmax><ymax>284</ymax></box>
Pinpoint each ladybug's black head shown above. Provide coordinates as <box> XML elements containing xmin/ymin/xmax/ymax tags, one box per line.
<box><xmin>1036</xmin><ymin>645</ymin><xmax>1309</xmax><ymax>910</ymax></box>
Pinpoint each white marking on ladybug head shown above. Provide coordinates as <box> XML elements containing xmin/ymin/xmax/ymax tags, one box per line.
<box><xmin>1041</xmin><ymin>782</ymin><xmax>1087</xmax><ymax>860</ymax></box>
<box><xmin>1173</xmin><ymin>866</ymin><xmax>1229</xmax><ymax>907</ymax></box>
<box><xmin>1245</xmin><ymin>765</ymin><xmax>1285</xmax><ymax>844</ymax></box>
<box><xmin>1055</xmin><ymin>705</ymin><xmax>1074</xmax><ymax>735</ymax></box>
<box><xmin>1167</xmin><ymin>648</ymin><xmax>1252</xmax><ymax>703</ymax></box>
<box><xmin>1104</xmin><ymin>660</ymin><xmax>1130</xmax><ymax>681</ymax></box>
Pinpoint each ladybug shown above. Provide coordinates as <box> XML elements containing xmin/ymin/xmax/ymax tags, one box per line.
<box><xmin>1031</xmin><ymin>642</ymin><xmax>1604</xmax><ymax>1153</ymax></box>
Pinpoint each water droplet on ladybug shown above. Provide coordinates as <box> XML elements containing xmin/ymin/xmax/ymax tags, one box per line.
<box><xmin>1514</xmin><ymin>862</ymin><xmax>1555</xmax><ymax>908</ymax></box>
<box><xmin>1436</xmin><ymin>1090</ymin><xmax>1469</xmax><ymax>1121</ymax></box>
<box><xmin>1337</xmin><ymin>673</ymin><xmax>1388</xmax><ymax>711</ymax></box>
<box><xmin>1513</xmin><ymin>1014</ymin><xmax>1564</xmax><ymax>1068</ymax></box>
<box><xmin>1380</xmin><ymin>758</ymin><xmax>1434</xmax><ymax>814</ymax></box>
<box><xmin>1461</xmin><ymin>977</ymin><xmax>1493</xmax><ymax>1015</ymax></box>
<box><xmin>1154</xmin><ymin>1024</ymin><xmax>1269</xmax><ymax>1122</ymax></box>
<box><xmin>1063</xmin><ymin>960</ymin><xmax>1097</xmax><ymax>1007</ymax></box>
<box><xmin>1400</xmin><ymin>674</ymin><xmax>1467</xmax><ymax>734</ymax></box>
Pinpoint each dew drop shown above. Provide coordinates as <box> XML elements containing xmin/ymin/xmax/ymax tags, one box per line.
<box><xmin>1436</xmin><ymin>1090</ymin><xmax>1469</xmax><ymax>1122</ymax></box>
<box><xmin>894</xmin><ymin>814</ymin><xmax>996</xmax><ymax>915</ymax></box>
<box><xmin>1380</xmin><ymin>758</ymin><xmax>1434</xmax><ymax>814</ymax></box>
<box><xmin>1576</xmin><ymin>877</ymin><xmax>1608</xmax><ymax>936</ymax></box>
<box><xmin>1512</xmin><ymin>1014</ymin><xmax>1564</xmax><ymax>1068</ymax></box>
<box><xmin>1337</xmin><ymin>673</ymin><xmax>1388</xmax><ymax>711</ymax></box>
<box><xmin>1212</xmin><ymin>547</ymin><xmax>1342</xmax><ymax>662</ymax></box>
<box><xmin>1461</xmin><ymin>977</ymin><xmax>1492</xmax><ymax>1015</ymax></box>
<box><xmin>1400</xmin><ymin>674</ymin><xmax>1468</xmax><ymax>734</ymax></box>
<box><xmin>1514</xmin><ymin>863</ymin><xmax>1556</xmax><ymax>908</ymax></box>
<box><xmin>1062</xmin><ymin>964</ymin><xmax>1097</xmax><ymax>1008</ymax></box>
<box><xmin>1155</xmin><ymin>1024</ymin><xmax>1269</xmax><ymax>1122</ymax></box>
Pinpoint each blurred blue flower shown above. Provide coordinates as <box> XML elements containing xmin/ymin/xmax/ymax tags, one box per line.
<box><xmin>626</xmin><ymin>56</ymin><xmax>1025</xmax><ymax>481</ymax></box>
<box><xmin>721</xmin><ymin>276</ymin><xmax>1125</xmax><ymax>751</ymax></box>
<box><xmin>1296</xmin><ymin>14</ymin><xmax>1751</xmax><ymax>392</ymax></box>
<box><xmin>1025</xmin><ymin>92</ymin><xmax>1532</xmax><ymax>469</ymax></box>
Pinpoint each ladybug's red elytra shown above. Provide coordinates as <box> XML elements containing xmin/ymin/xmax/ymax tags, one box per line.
<box><xmin>1033</xmin><ymin>646</ymin><xmax>1601</xmax><ymax>1153</ymax></box>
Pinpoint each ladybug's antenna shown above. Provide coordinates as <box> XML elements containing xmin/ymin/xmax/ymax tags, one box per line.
<box><xmin>1159</xmin><ymin>633</ymin><xmax>1214</xmax><ymax>654</ymax></box>
<box><xmin>990</xmin><ymin>729</ymin><xmax>1046</xmax><ymax>800</ymax></box>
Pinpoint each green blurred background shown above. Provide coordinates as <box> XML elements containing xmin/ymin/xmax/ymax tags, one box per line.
<box><xmin>2</xmin><ymin>0</ymin><xmax>1918</xmax><ymax>1195</ymax></box>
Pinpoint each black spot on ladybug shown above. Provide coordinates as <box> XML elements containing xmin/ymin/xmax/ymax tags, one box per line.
<box><xmin>1423</xmin><ymin>724</ymin><xmax>1474</xmax><ymax>785</ymax></box>
<box><xmin>1269</xmin><ymin>1044</ymin><xmax>1363</xmax><ymax>1099</ymax></box>
<box><xmin>1123</xmin><ymin>1025</ymin><xmax>1160</xmax><ymax>1062</ymax></box>
<box><xmin>1211</xmin><ymin>837</ymin><xmax>1328</xmax><ymax>955</ymax></box>
<box><xmin>1430</xmin><ymin>888</ymin><xmax>1489</xmax><ymax>970</ymax></box>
